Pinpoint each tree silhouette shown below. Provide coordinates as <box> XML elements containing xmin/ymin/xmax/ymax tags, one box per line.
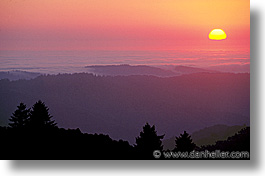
<box><xmin>135</xmin><ymin>123</ymin><xmax>164</xmax><ymax>158</ymax></box>
<box><xmin>175</xmin><ymin>131</ymin><xmax>196</xmax><ymax>152</ymax></box>
<box><xmin>9</xmin><ymin>103</ymin><xmax>30</xmax><ymax>129</ymax></box>
<box><xmin>28</xmin><ymin>100</ymin><xmax>57</xmax><ymax>129</ymax></box>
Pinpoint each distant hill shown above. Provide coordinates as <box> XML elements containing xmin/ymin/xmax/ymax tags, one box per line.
<box><xmin>0</xmin><ymin>72</ymin><xmax>249</xmax><ymax>143</ymax></box>
<box><xmin>192</xmin><ymin>124</ymin><xmax>247</xmax><ymax>146</ymax></box>
<box><xmin>174</xmin><ymin>65</ymin><xmax>218</xmax><ymax>74</ymax></box>
<box><xmin>206</xmin><ymin>64</ymin><xmax>250</xmax><ymax>73</ymax></box>
<box><xmin>202</xmin><ymin>127</ymin><xmax>250</xmax><ymax>153</ymax></box>
<box><xmin>163</xmin><ymin>124</ymin><xmax>247</xmax><ymax>150</ymax></box>
<box><xmin>0</xmin><ymin>70</ymin><xmax>41</xmax><ymax>81</ymax></box>
<box><xmin>85</xmin><ymin>64</ymin><xmax>219</xmax><ymax>77</ymax></box>
<box><xmin>86</xmin><ymin>64</ymin><xmax>179</xmax><ymax>77</ymax></box>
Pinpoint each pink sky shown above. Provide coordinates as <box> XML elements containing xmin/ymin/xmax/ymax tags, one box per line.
<box><xmin>0</xmin><ymin>0</ymin><xmax>249</xmax><ymax>50</ymax></box>
<box><xmin>0</xmin><ymin>0</ymin><xmax>249</xmax><ymax>70</ymax></box>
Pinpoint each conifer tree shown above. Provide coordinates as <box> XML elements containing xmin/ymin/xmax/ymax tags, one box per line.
<box><xmin>9</xmin><ymin>103</ymin><xmax>30</xmax><ymax>129</ymax></box>
<box><xmin>175</xmin><ymin>131</ymin><xmax>196</xmax><ymax>152</ymax></box>
<box><xmin>135</xmin><ymin>123</ymin><xmax>164</xmax><ymax>158</ymax></box>
<box><xmin>28</xmin><ymin>100</ymin><xmax>57</xmax><ymax>129</ymax></box>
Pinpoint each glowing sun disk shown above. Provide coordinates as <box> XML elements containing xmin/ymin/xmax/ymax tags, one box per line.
<box><xmin>209</xmin><ymin>29</ymin><xmax>227</xmax><ymax>40</ymax></box>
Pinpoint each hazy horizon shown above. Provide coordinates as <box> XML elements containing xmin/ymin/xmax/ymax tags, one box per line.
<box><xmin>0</xmin><ymin>49</ymin><xmax>250</xmax><ymax>75</ymax></box>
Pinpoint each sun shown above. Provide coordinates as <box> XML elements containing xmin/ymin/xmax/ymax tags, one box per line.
<box><xmin>208</xmin><ymin>29</ymin><xmax>227</xmax><ymax>40</ymax></box>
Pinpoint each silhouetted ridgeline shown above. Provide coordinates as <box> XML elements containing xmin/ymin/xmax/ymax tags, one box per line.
<box><xmin>85</xmin><ymin>64</ymin><xmax>243</xmax><ymax>76</ymax></box>
<box><xmin>0</xmin><ymin>73</ymin><xmax>249</xmax><ymax>143</ymax></box>
<box><xmin>0</xmin><ymin>126</ymin><xmax>135</xmax><ymax>159</ymax></box>
<box><xmin>163</xmin><ymin>124</ymin><xmax>247</xmax><ymax>150</ymax></box>
<box><xmin>86</xmin><ymin>64</ymin><xmax>179</xmax><ymax>77</ymax></box>
<box><xmin>201</xmin><ymin>127</ymin><xmax>250</xmax><ymax>152</ymax></box>
<box><xmin>0</xmin><ymin>65</ymin><xmax>218</xmax><ymax>81</ymax></box>
<box><xmin>173</xmin><ymin>65</ymin><xmax>218</xmax><ymax>74</ymax></box>
<box><xmin>0</xmin><ymin>100</ymin><xmax>250</xmax><ymax>159</ymax></box>
<box><xmin>0</xmin><ymin>70</ymin><xmax>41</xmax><ymax>81</ymax></box>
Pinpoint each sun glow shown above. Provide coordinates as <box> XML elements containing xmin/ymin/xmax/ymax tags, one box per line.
<box><xmin>208</xmin><ymin>29</ymin><xmax>227</xmax><ymax>40</ymax></box>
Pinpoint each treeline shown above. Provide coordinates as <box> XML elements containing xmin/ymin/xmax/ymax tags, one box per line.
<box><xmin>0</xmin><ymin>101</ymin><xmax>250</xmax><ymax>159</ymax></box>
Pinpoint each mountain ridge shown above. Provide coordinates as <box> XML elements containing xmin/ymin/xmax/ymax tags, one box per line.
<box><xmin>0</xmin><ymin>72</ymin><xmax>249</xmax><ymax>143</ymax></box>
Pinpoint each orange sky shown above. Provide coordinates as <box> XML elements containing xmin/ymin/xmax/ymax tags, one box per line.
<box><xmin>0</xmin><ymin>0</ymin><xmax>249</xmax><ymax>51</ymax></box>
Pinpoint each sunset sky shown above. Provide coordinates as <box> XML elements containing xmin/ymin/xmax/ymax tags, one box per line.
<box><xmin>0</xmin><ymin>0</ymin><xmax>249</xmax><ymax>51</ymax></box>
